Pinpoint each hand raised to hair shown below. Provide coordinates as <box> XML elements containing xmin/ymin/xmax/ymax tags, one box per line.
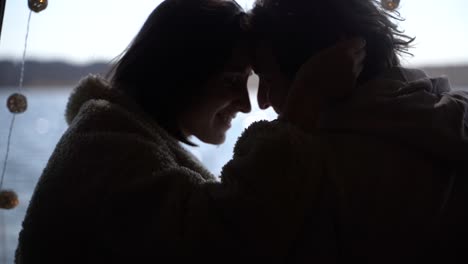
<box><xmin>281</xmin><ymin>38</ymin><xmax>366</xmax><ymax>132</ymax></box>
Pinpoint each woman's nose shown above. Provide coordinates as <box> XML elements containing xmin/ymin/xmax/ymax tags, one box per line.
<box><xmin>237</xmin><ymin>84</ymin><xmax>252</xmax><ymax>113</ymax></box>
<box><xmin>257</xmin><ymin>80</ymin><xmax>271</xmax><ymax>110</ymax></box>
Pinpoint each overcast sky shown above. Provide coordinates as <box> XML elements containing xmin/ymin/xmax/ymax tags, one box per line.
<box><xmin>1</xmin><ymin>0</ymin><xmax>467</xmax><ymax>66</ymax></box>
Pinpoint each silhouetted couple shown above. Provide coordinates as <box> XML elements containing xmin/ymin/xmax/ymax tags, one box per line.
<box><xmin>16</xmin><ymin>0</ymin><xmax>468</xmax><ymax>263</ymax></box>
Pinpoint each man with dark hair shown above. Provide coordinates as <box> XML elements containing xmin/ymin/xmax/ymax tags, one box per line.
<box><xmin>249</xmin><ymin>0</ymin><xmax>468</xmax><ymax>262</ymax></box>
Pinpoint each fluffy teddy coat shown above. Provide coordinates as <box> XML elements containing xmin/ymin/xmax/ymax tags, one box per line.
<box><xmin>17</xmin><ymin>67</ymin><xmax>468</xmax><ymax>263</ymax></box>
<box><xmin>16</xmin><ymin>76</ymin><xmax>321</xmax><ymax>263</ymax></box>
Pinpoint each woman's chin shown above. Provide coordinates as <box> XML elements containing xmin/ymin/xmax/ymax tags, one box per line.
<box><xmin>196</xmin><ymin>129</ymin><xmax>227</xmax><ymax>145</ymax></box>
<box><xmin>203</xmin><ymin>135</ymin><xmax>226</xmax><ymax>145</ymax></box>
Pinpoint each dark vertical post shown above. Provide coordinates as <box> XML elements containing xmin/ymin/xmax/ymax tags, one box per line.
<box><xmin>0</xmin><ymin>0</ymin><xmax>7</xmax><ymax>43</ymax></box>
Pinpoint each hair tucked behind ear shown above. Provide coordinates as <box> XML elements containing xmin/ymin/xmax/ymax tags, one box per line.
<box><xmin>250</xmin><ymin>0</ymin><xmax>414</xmax><ymax>81</ymax></box>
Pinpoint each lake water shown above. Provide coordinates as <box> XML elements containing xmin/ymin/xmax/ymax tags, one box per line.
<box><xmin>0</xmin><ymin>85</ymin><xmax>466</xmax><ymax>263</ymax></box>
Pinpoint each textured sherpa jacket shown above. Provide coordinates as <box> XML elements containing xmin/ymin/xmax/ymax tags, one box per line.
<box><xmin>15</xmin><ymin>76</ymin><xmax>321</xmax><ymax>263</ymax></box>
<box><xmin>16</xmin><ymin>67</ymin><xmax>468</xmax><ymax>263</ymax></box>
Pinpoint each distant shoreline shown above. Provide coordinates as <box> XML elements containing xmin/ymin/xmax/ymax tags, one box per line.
<box><xmin>1</xmin><ymin>60</ymin><xmax>468</xmax><ymax>88</ymax></box>
<box><xmin>0</xmin><ymin>60</ymin><xmax>110</xmax><ymax>88</ymax></box>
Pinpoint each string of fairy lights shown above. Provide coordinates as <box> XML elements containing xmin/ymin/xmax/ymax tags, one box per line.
<box><xmin>0</xmin><ymin>0</ymin><xmax>48</xmax><ymax>210</ymax></box>
<box><xmin>0</xmin><ymin>0</ymin><xmax>400</xmax><ymax>210</ymax></box>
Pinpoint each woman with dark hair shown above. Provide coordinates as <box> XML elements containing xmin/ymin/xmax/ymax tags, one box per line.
<box><xmin>15</xmin><ymin>0</ymin><xmax>364</xmax><ymax>262</ymax></box>
<box><xmin>250</xmin><ymin>0</ymin><xmax>468</xmax><ymax>262</ymax></box>
<box><xmin>108</xmin><ymin>0</ymin><xmax>252</xmax><ymax>146</ymax></box>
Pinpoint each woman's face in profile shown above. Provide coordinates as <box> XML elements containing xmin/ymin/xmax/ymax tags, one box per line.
<box><xmin>179</xmin><ymin>44</ymin><xmax>252</xmax><ymax>145</ymax></box>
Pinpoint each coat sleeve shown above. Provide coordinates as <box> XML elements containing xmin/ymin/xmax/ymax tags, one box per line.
<box><xmin>92</xmin><ymin>121</ymin><xmax>332</xmax><ymax>261</ymax></box>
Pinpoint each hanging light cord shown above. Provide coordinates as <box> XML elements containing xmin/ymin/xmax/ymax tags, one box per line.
<box><xmin>19</xmin><ymin>11</ymin><xmax>32</xmax><ymax>91</ymax></box>
<box><xmin>0</xmin><ymin>115</ymin><xmax>16</xmax><ymax>191</ymax></box>
<box><xmin>0</xmin><ymin>11</ymin><xmax>32</xmax><ymax>191</ymax></box>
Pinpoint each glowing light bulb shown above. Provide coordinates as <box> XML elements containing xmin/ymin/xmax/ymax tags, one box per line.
<box><xmin>7</xmin><ymin>93</ymin><xmax>28</xmax><ymax>114</ymax></box>
<box><xmin>381</xmin><ymin>0</ymin><xmax>400</xmax><ymax>11</ymax></box>
<box><xmin>0</xmin><ymin>190</ymin><xmax>19</xmax><ymax>210</ymax></box>
<box><xmin>28</xmin><ymin>0</ymin><xmax>48</xmax><ymax>13</ymax></box>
